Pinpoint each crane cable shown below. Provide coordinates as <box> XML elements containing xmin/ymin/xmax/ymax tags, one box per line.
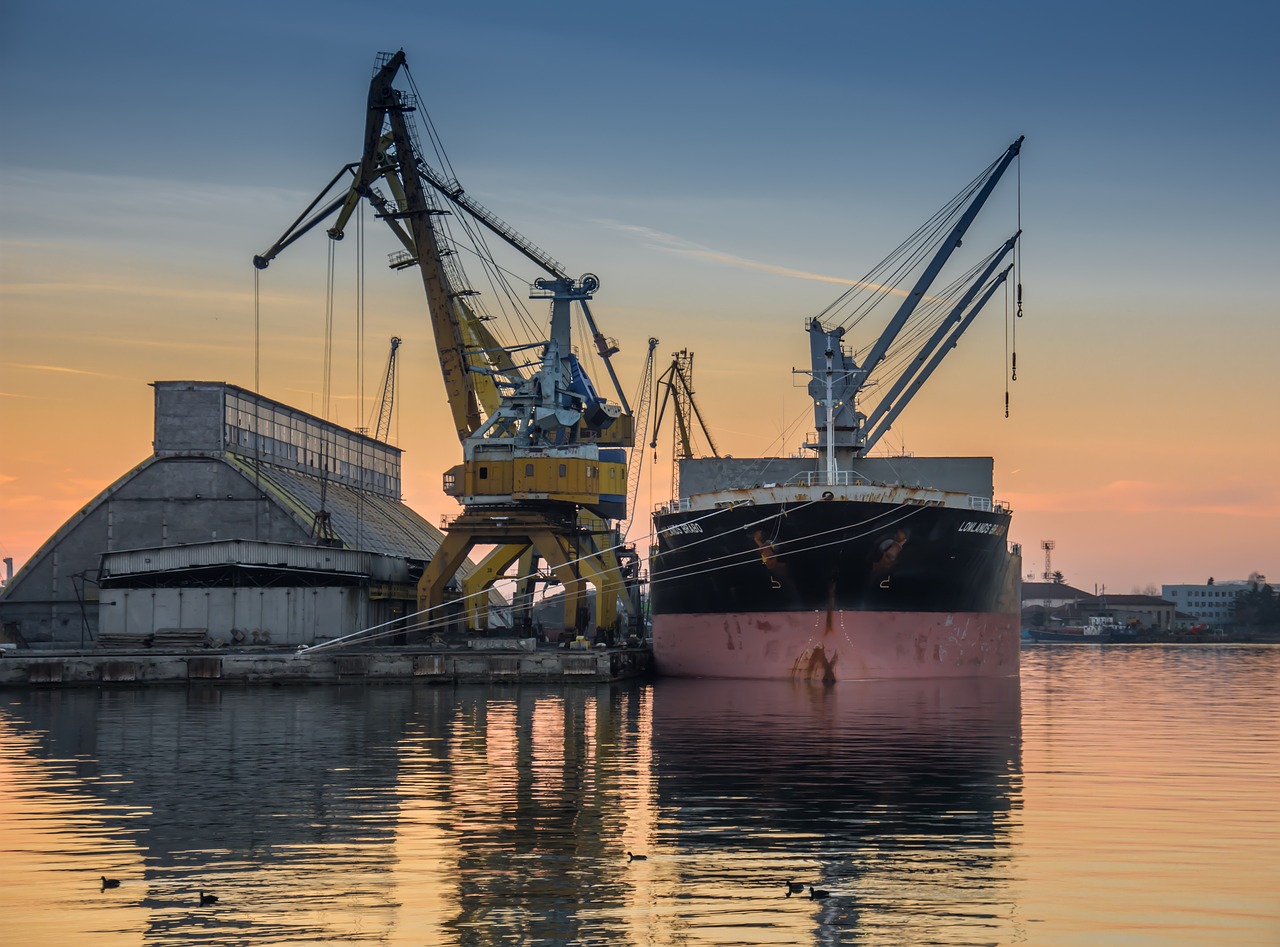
<box><xmin>323</xmin><ymin>238</ymin><xmax>336</xmax><ymax>421</ymax></box>
<box><xmin>356</xmin><ymin>197</ymin><xmax>365</xmax><ymax>427</ymax></box>
<box><xmin>1007</xmin><ymin>151</ymin><xmax>1023</xmax><ymax>418</ymax></box>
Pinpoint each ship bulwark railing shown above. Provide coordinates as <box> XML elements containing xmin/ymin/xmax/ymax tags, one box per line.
<box><xmin>788</xmin><ymin>470</ymin><xmax>895</xmax><ymax>488</ymax></box>
<box><xmin>654</xmin><ymin>489</ymin><xmax>1009</xmax><ymax>516</ymax></box>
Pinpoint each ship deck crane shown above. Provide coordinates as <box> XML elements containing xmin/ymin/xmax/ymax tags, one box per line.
<box><xmin>254</xmin><ymin>51</ymin><xmax>638</xmax><ymax>640</ymax></box>
<box><xmin>804</xmin><ymin>137</ymin><xmax>1024</xmax><ymax>475</ymax></box>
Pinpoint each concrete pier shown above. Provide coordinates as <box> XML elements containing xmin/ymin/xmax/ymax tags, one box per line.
<box><xmin>0</xmin><ymin>642</ymin><xmax>653</xmax><ymax>687</ymax></box>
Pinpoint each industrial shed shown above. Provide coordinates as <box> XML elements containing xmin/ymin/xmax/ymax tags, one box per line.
<box><xmin>0</xmin><ymin>381</ymin><xmax>496</xmax><ymax>647</ymax></box>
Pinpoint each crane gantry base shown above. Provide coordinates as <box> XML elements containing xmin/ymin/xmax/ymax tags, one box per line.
<box><xmin>418</xmin><ymin>506</ymin><xmax>626</xmax><ymax>642</ymax></box>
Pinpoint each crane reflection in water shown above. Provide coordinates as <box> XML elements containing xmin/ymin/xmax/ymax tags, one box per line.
<box><xmin>1</xmin><ymin>677</ymin><xmax>1019</xmax><ymax>945</ymax></box>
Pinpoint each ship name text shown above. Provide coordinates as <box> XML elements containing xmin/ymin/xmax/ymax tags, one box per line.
<box><xmin>957</xmin><ymin>520</ymin><xmax>1007</xmax><ymax>537</ymax></box>
<box><xmin>665</xmin><ymin>522</ymin><xmax>703</xmax><ymax>536</ymax></box>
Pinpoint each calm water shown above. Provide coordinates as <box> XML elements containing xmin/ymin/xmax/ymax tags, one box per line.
<box><xmin>1</xmin><ymin>646</ymin><xmax>1277</xmax><ymax>946</ymax></box>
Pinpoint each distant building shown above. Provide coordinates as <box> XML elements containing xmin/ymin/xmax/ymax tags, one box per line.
<box><xmin>1021</xmin><ymin>584</ymin><xmax>1175</xmax><ymax>631</ymax></box>
<box><xmin>1021</xmin><ymin>581</ymin><xmax>1092</xmax><ymax>609</ymax></box>
<box><xmin>1161</xmin><ymin>581</ymin><xmax>1252</xmax><ymax>629</ymax></box>
<box><xmin>1089</xmin><ymin>594</ymin><xmax>1176</xmax><ymax>631</ymax></box>
<box><xmin>0</xmin><ymin>381</ymin><xmax>500</xmax><ymax>648</ymax></box>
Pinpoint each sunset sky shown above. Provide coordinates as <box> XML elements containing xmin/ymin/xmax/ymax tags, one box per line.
<box><xmin>2</xmin><ymin>1</ymin><xmax>1277</xmax><ymax>593</ymax></box>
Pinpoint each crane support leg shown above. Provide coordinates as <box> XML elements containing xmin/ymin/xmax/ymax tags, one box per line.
<box><xmin>416</xmin><ymin>508</ymin><xmax>626</xmax><ymax>642</ymax></box>
<box><xmin>462</xmin><ymin>542</ymin><xmax>530</xmax><ymax>631</ymax></box>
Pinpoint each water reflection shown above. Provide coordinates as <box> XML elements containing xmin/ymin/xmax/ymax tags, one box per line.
<box><xmin>647</xmin><ymin>677</ymin><xmax>1022</xmax><ymax>943</ymax></box>
<box><xmin>0</xmin><ymin>678</ymin><xmax>1021</xmax><ymax>945</ymax></box>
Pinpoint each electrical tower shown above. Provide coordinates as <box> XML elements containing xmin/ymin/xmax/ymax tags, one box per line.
<box><xmin>1041</xmin><ymin>540</ymin><xmax>1056</xmax><ymax>582</ymax></box>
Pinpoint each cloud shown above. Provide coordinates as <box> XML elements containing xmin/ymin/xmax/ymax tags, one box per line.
<box><xmin>598</xmin><ymin>221</ymin><xmax>912</xmax><ymax>295</ymax></box>
<box><xmin>1004</xmin><ymin>478</ymin><xmax>1280</xmax><ymax>518</ymax></box>
<box><xmin>1</xmin><ymin>362</ymin><xmax>120</xmax><ymax>379</ymax></box>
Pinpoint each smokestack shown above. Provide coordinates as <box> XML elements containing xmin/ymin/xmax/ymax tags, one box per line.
<box><xmin>2</xmin><ymin>557</ymin><xmax>11</xmax><ymax>584</ymax></box>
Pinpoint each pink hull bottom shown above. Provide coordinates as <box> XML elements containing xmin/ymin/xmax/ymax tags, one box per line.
<box><xmin>653</xmin><ymin>610</ymin><xmax>1020</xmax><ymax>681</ymax></box>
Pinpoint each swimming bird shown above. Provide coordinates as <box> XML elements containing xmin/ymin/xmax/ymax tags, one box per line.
<box><xmin>199</xmin><ymin>891</ymin><xmax>219</xmax><ymax>906</ymax></box>
<box><xmin>100</xmin><ymin>876</ymin><xmax>120</xmax><ymax>891</ymax></box>
<box><xmin>627</xmin><ymin>852</ymin><xmax>647</xmax><ymax>862</ymax></box>
<box><xmin>784</xmin><ymin>879</ymin><xmax>805</xmax><ymax>894</ymax></box>
<box><xmin>809</xmin><ymin>886</ymin><xmax>830</xmax><ymax>900</ymax></box>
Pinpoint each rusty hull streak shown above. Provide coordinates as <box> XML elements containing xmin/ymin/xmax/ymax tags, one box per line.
<box><xmin>792</xmin><ymin>589</ymin><xmax>839</xmax><ymax>684</ymax></box>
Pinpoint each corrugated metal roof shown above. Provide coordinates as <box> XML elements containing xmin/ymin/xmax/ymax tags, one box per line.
<box><xmin>242</xmin><ymin>461</ymin><xmax>448</xmax><ymax>561</ymax></box>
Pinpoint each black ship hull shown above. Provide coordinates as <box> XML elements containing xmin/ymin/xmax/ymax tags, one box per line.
<box><xmin>650</xmin><ymin>497</ymin><xmax>1022</xmax><ymax>681</ymax></box>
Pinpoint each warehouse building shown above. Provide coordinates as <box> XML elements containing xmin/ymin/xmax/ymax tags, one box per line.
<box><xmin>0</xmin><ymin>381</ymin><xmax>494</xmax><ymax>648</ymax></box>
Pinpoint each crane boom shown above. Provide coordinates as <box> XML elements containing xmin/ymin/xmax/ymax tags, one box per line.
<box><xmin>618</xmin><ymin>337</ymin><xmax>658</xmax><ymax>538</ymax></box>
<box><xmin>863</xmin><ymin>263</ymin><xmax>1014</xmax><ymax>453</ymax></box>
<box><xmin>370</xmin><ymin>336</ymin><xmax>402</xmax><ymax>443</ymax></box>
<box><xmin>862</xmin><ymin>233</ymin><xmax>1020</xmax><ymax>435</ymax></box>
<box><xmin>852</xmin><ymin>136</ymin><xmax>1023</xmax><ymax>389</ymax></box>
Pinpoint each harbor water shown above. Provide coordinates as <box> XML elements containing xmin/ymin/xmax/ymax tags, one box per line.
<box><xmin>1</xmin><ymin>645</ymin><xmax>1277</xmax><ymax>945</ymax></box>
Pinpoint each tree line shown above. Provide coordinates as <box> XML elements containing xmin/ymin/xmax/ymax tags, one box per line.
<box><xmin>1234</xmin><ymin>582</ymin><xmax>1280</xmax><ymax>632</ymax></box>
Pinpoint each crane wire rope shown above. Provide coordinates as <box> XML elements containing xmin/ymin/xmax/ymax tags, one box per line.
<box><xmin>323</xmin><ymin>238</ymin><xmax>337</xmax><ymax>421</ymax></box>
<box><xmin>301</xmin><ymin>498</ymin><xmax>928</xmax><ymax>650</ymax></box>
<box><xmin>869</xmin><ymin>248</ymin><xmax>1004</xmax><ymax>391</ymax></box>
<box><xmin>402</xmin><ymin>64</ymin><xmax>544</xmax><ymax>349</ymax></box>
<box><xmin>434</xmin><ymin>192</ymin><xmax>543</xmax><ymax>348</ymax></box>
<box><xmin>814</xmin><ymin>154</ymin><xmax>1001</xmax><ymax>338</ymax></box>
<box><xmin>355</xmin><ymin>202</ymin><xmax>366</xmax><ymax>549</ymax></box>
<box><xmin>356</xmin><ymin>199</ymin><xmax>365</xmax><ymax>427</ymax></box>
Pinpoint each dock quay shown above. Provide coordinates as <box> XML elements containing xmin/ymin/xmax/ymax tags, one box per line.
<box><xmin>0</xmin><ymin>641</ymin><xmax>653</xmax><ymax>688</ymax></box>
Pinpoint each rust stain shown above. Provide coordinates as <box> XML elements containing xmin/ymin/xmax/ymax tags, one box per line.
<box><xmin>793</xmin><ymin>645</ymin><xmax>837</xmax><ymax>685</ymax></box>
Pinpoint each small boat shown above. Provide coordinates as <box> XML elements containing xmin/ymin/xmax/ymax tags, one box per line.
<box><xmin>1025</xmin><ymin>618</ymin><xmax>1117</xmax><ymax>643</ymax></box>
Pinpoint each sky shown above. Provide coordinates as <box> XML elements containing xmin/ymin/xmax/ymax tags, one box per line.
<box><xmin>1</xmin><ymin>0</ymin><xmax>1277</xmax><ymax>594</ymax></box>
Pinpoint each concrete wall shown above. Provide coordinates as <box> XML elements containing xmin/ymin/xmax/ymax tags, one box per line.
<box><xmin>0</xmin><ymin>456</ymin><xmax>314</xmax><ymax>646</ymax></box>
<box><xmin>152</xmin><ymin>382</ymin><xmax>225</xmax><ymax>452</ymax></box>
<box><xmin>679</xmin><ymin>456</ymin><xmax>995</xmax><ymax>499</ymax></box>
<box><xmin>99</xmin><ymin>586</ymin><xmax>376</xmax><ymax>646</ymax></box>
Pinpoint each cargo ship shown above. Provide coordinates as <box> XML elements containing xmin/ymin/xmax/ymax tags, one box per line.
<box><xmin>650</xmin><ymin>138</ymin><xmax>1026</xmax><ymax>682</ymax></box>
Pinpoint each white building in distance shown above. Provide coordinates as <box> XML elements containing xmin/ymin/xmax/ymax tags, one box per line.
<box><xmin>1160</xmin><ymin>580</ymin><xmax>1257</xmax><ymax>628</ymax></box>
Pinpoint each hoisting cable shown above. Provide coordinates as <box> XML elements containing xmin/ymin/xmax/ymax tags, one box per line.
<box><xmin>323</xmin><ymin>238</ymin><xmax>337</xmax><ymax>420</ymax></box>
<box><xmin>252</xmin><ymin>265</ymin><xmax>263</xmax><ymax>539</ymax></box>
<box><xmin>1004</xmin><ymin>277</ymin><xmax>1010</xmax><ymax>418</ymax></box>
<box><xmin>253</xmin><ymin>268</ymin><xmax>261</xmax><ymax>394</ymax></box>
<box><xmin>356</xmin><ymin>198</ymin><xmax>365</xmax><ymax>427</ymax></box>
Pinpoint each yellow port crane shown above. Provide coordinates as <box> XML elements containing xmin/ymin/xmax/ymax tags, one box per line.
<box><xmin>254</xmin><ymin>50</ymin><xmax>636</xmax><ymax>640</ymax></box>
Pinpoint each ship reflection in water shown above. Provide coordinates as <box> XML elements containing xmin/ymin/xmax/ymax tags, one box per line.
<box><xmin>647</xmin><ymin>677</ymin><xmax>1022</xmax><ymax>941</ymax></box>
<box><xmin>0</xmin><ymin>678</ymin><xmax>1022</xmax><ymax>945</ymax></box>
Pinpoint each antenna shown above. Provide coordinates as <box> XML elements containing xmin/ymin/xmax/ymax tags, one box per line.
<box><xmin>1041</xmin><ymin>540</ymin><xmax>1056</xmax><ymax>582</ymax></box>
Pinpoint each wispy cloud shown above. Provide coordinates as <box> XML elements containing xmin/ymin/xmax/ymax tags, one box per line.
<box><xmin>598</xmin><ymin>220</ymin><xmax>910</xmax><ymax>296</ymax></box>
<box><xmin>1</xmin><ymin>362</ymin><xmax>120</xmax><ymax>379</ymax></box>
<box><xmin>0</xmin><ymin>279</ymin><xmax>253</xmax><ymax>306</ymax></box>
<box><xmin>0</xmin><ymin>391</ymin><xmax>40</xmax><ymax>399</ymax></box>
